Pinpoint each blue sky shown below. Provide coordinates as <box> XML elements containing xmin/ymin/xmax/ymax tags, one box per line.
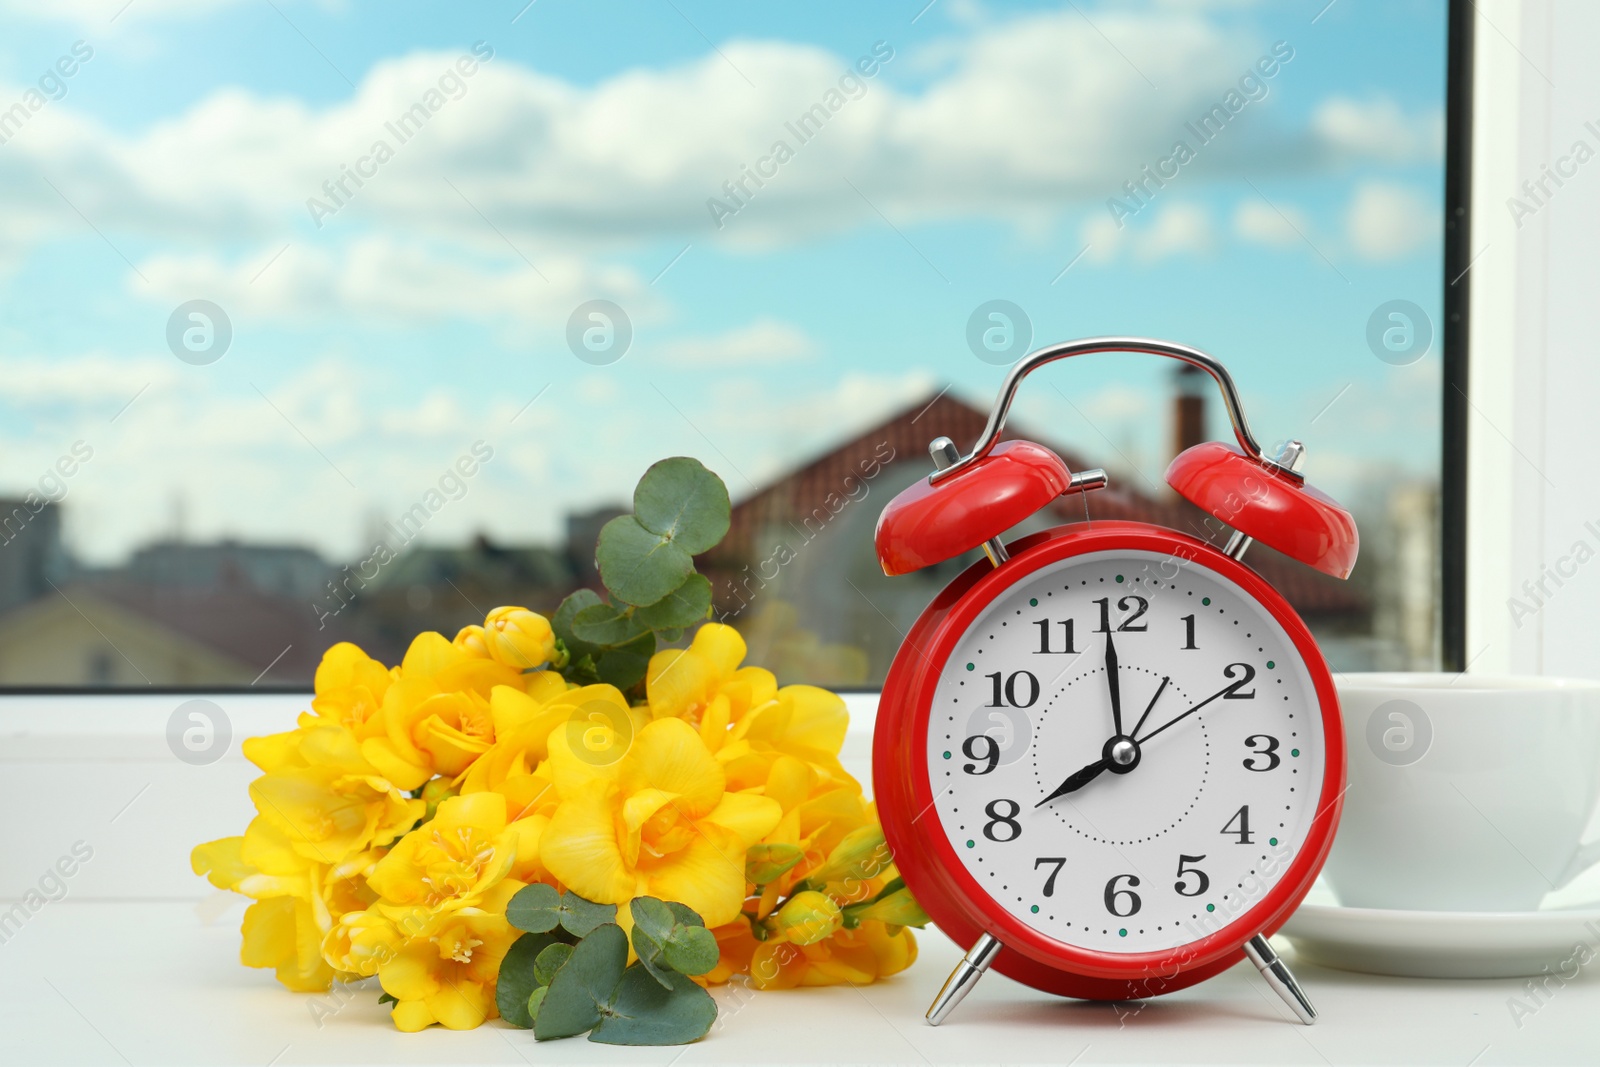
<box><xmin>0</xmin><ymin>0</ymin><xmax>1447</xmax><ymax>564</ymax></box>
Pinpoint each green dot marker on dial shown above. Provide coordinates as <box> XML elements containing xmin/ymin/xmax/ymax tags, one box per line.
<box><xmin>1030</xmin><ymin>597</ymin><xmax>1038</xmax><ymax>606</ymax></box>
<box><xmin>1202</xmin><ymin>597</ymin><xmax>1211</xmax><ymax>606</ymax></box>
<box><xmin>1267</xmin><ymin>660</ymin><xmax>1275</xmax><ymax>669</ymax></box>
<box><xmin>1270</xmin><ymin>837</ymin><xmax>1279</xmax><ymax>846</ymax></box>
<box><xmin>1031</xmin><ymin>905</ymin><xmax>1040</xmax><ymax>914</ymax></box>
<box><xmin>966</xmin><ymin>840</ymin><xmax>975</xmax><ymax>848</ymax></box>
<box><xmin>1118</xmin><ymin>928</ymin><xmax>1127</xmax><ymax>937</ymax></box>
<box><xmin>966</xmin><ymin>663</ymin><xmax>975</xmax><ymax>672</ymax></box>
<box><xmin>1206</xmin><ymin>904</ymin><xmax>1215</xmax><ymax>912</ymax></box>
<box><xmin>943</xmin><ymin>751</ymin><xmax>951</xmax><ymax>759</ymax></box>
<box><xmin>1291</xmin><ymin>748</ymin><xmax>1300</xmax><ymax>757</ymax></box>
<box><xmin>1115</xmin><ymin>574</ymin><xmax>1124</xmax><ymax>583</ymax></box>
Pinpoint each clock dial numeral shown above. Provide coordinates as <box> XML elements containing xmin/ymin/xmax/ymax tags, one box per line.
<box><xmin>1242</xmin><ymin>734</ymin><xmax>1281</xmax><ymax>771</ymax></box>
<box><xmin>1035</xmin><ymin>857</ymin><xmax>1066</xmax><ymax>897</ymax></box>
<box><xmin>1104</xmin><ymin>874</ymin><xmax>1142</xmax><ymax>917</ymax></box>
<box><xmin>1221</xmin><ymin>662</ymin><xmax>1257</xmax><ymax>699</ymax></box>
<box><xmin>1032</xmin><ymin>618</ymin><xmax>1079</xmax><ymax>654</ymax></box>
<box><xmin>1180</xmin><ymin>613</ymin><xmax>1198</xmax><ymax>650</ymax></box>
<box><xmin>1221</xmin><ymin>804</ymin><xmax>1254</xmax><ymax>845</ymax></box>
<box><xmin>1174</xmin><ymin>854</ymin><xmax>1210</xmax><ymax>897</ymax></box>
<box><xmin>961</xmin><ymin>734</ymin><xmax>1000</xmax><ymax>775</ymax></box>
<box><xmin>983</xmin><ymin>799</ymin><xmax>1022</xmax><ymax>842</ymax></box>
<box><xmin>986</xmin><ymin>670</ymin><xmax>1040</xmax><ymax>708</ymax></box>
<box><xmin>1093</xmin><ymin>595</ymin><xmax>1149</xmax><ymax>633</ymax></box>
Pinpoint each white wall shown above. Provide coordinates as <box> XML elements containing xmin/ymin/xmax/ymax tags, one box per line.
<box><xmin>1467</xmin><ymin>0</ymin><xmax>1600</xmax><ymax>677</ymax></box>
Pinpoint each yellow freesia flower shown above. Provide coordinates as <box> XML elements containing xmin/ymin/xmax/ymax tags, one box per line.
<box><xmin>378</xmin><ymin>880</ymin><xmax>524</xmax><ymax>1031</ymax></box>
<box><xmin>361</xmin><ymin>632</ymin><xmax>524</xmax><ymax>790</ymax></box>
<box><xmin>748</xmin><ymin>920</ymin><xmax>918</xmax><ymax>990</ymax></box>
<box><xmin>307</xmin><ymin>642</ymin><xmax>395</xmax><ymax>741</ymax></box>
<box><xmin>540</xmin><ymin>717</ymin><xmax>782</xmax><ymax>928</ymax></box>
<box><xmin>248</xmin><ymin>723</ymin><xmax>423</xmax><ymax>866</ymax></box>
<box><xmin>646</xmin><ymin>624</ymin><xmax>777</xmax><ymax>739</ymax></box>
<box><xmin>365</xmin><ymin>792</ymin><xmax>518</xmax><ymax>914</ymax></box>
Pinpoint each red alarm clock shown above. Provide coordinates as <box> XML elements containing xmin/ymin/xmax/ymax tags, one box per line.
<box><xmin>872</xmin><ymin>338</ymin><xmax>1356</xmax><ymax>1026</ymax></box>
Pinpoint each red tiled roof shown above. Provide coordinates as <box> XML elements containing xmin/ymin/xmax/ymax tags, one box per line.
<box><xmin>711</xmin><ymin>390</ymin><xmax>1368</xmax><ymax>620</ymax></box>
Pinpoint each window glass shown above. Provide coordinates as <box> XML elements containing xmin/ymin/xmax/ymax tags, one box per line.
<box><xmin>0</xmin><ymin>1</ymin><xmax>1445</xmax><ymax>687</ymax></box>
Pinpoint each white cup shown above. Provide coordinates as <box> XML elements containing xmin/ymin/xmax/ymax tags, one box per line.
<box><xmin>1325</xmin><ymin>673</ymin><xmax>1600</xmax><ymax>912</ymax></box>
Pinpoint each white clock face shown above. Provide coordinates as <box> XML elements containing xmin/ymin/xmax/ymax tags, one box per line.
<box><xmin>925</xmin><ymin>548</ymin><xmax>1325</xmax><ymax>954</ymax></box>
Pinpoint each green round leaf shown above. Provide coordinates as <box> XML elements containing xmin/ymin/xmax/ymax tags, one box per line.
<box><xmin>589</xmin><ymin>966</ymin><xmax>718</xmax><ymax>1046</ymax></box>
<box><xmin>664</xmin><ymin>901</ymin><xmax>706</xmax><ymax>928</ymax></box>
<box><xmin>633</xmin><ymin>457</ymin><xmax>731</xmax><ymax>556</ymax></box>
<box><xmin>507</xmin><ymin>883</ymin><xmax>563</xmax><ymax>933</ymax></box>
<box><xmin>534</xmin><ymin>942</ymin><xmax>574</xmax><ymax>987</ymax></box>
<box><xmin>553</xmin><ymin>589</ymin><xmax>605</xmax><ymax>658</ymax></box>
<box><xmin>526</xmin><ymin>985</ymin><xmax>548</xmax><ymax>1024</ymax></box>
<box><xmin>571</xmin><ymin>602</ymin><xmax>650</xmax><ymax>646</ymax></box>
<box><xmin>596</xmin><ymin>516</ymin><xmax>694</xmax><ymax>607</ymax></box>
<box><xmin>497</xmin><ymin>932</ymin><xmax>559</xmax><ymax>1028</ymax></box>
<box><xmin>596</xmin><ymin>649</ymin><xmax>650</xmax><ymax>690</ymax></box>
<box><xmin>629</xmin><ymin>897</ymin><xmax>677</xmax><ymax>942</ymax></box>
<box><xmin>630</xmin><ymin>925</ymin><xmax>675</xmax><ymax>990</ymax></box>
<box><xmin>534</xmin><ymin>923</ymin><xmax>628</xmax><ymax>1041</ymax></box>
<box><xmin>559</xmin><ymin>892</ymin><xmax>619</xmax><ymax>938</ymax></box>
<box><xmin>634</xmin><ymin>574</ymin><xmax>713</xmax><ymax>631</ymax></box>
<box><xmin>661</xmin><ymin>925</ymin><xmax>719</xmax><ymax>977</ymax></box>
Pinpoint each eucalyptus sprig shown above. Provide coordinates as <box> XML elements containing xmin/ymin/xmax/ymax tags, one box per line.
<box><xmin>497</xmin><ymin>884</ymin><xmax>719</xmax><ymax>1045</ymax></box>
<box><xmin>553</xmin><ymin>457</ymin><xmax>730</xmax><ymax>694</ymax></box>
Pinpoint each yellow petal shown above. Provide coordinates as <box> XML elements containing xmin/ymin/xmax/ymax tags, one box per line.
<box><xmin>191</xmin><ymin>836</ymin><xmax>249</xmax><ymax>891</ymax></box>
<box><xmin>390</xmin><ymin>999</ymin><xmax>437</xmax><ymax>1032</ymax></box>
<box><xmin>621</xmin><ymin>718</ymin><xmax>724</xmax><ymax>815</ymax></box>
<box><xmin>691</xmin><ymin>623</ymin><xmax>746</xmax><ymax>677</ymax></box>
<box><xmin>540</xmin><ymin>791</ymin><xmax>634</xmax><ymax>905</ymax></box>
<box><xmin>399</xmin><ymin>631</ymin><xmax>467</xmax><ymax>677</ymax></box>
<box><xmin>640</xmin><ymin>831</ymin><xmax>746</xmax><ymax>928</ymax></box>
<box><xmin>647</xmin><ymin>648</ymin><xmax>714</xmax><ymax>719</ymax></box>
<box><xmin>428</xmin><ymin>981</ymin><xmax>492</xmax><ymax>1029</ymax></box>
<box><xmin>700</xmin><ymin>791</ymin><xmax>782</xmax><ymax>849</ymax></box>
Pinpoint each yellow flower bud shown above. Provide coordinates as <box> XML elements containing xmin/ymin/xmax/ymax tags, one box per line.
<box><xmin>805</xmin><ymin>824</ymin><xmax>889</xmax><ymax>885</ymax></box>
<box><xmin>482</xmin><ymin>607</ymin><xmax>556</xmax><ymax>671</ymax></box>
<box><xmin>452</xmin><ymin>625</ymin><xmax>490</xmax><ymax>658</ymax></box>
<box><xmin>771</xmin><ymin>890</ymin><xmax>842</xmax><ymax>946</ymax></box>
<box><xmin>421</xmin><ymin>778</ymin><xmax>457</xmax><ymax>821</ymax></box>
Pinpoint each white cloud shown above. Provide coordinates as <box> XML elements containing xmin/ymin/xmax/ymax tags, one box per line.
<box><xmin>1233</xmin><ymin>198</ymin><xmax>1307</xmax><ymax>247</ymax></box>
<box><xmin>1311</xmin><ymin>97</ymin><xmax>1444</xmax><ymax>165</ymax></box>
<box><xmin>0</xmin><ymin>12</ymin><xmax>1443</xmax><ymax>272</ymax></box>
<box><xmin>1345</xmin><ymin>181</ymin><xmax>1439</xmax><ymax>261</ymax></box>
<box><xmin>1135</xmin><ymin>203</ymin><xmax>1213</xmax><ymax>260</ymax></box>
<box><xmin>658</xmin><ymin>319</ymin><xmax>815</xmax><ymax>368</ymax></box>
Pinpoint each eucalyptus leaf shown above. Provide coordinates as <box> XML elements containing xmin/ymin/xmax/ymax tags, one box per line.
<box><xmin>665</xmin><ymin>901</ymin><xmax>705</xmax><ymax>928</ymax></box>
<box><xmin>526</xmin><ymin>985</ymin><xmax>548</xmax><ymax>1024</ymax></box>
<box><xmin>534</xmin><ymin>923</ymin><xmax>628</xmax><ymax>1041</ymax></box>
<box><xmin>629</xmin><ymin>897</ymin><xmax>677</xmax><ymax>942</ymax></box>
<box><xmin>633</xmin><ymin>574</ymin><xmax>712</xmax><ymax>630</ymax></box>
<box><xmin>497</xmin><ymin>931</ymin><xmax>559</xmax><ymax>1028</ymax></box>
<box><xmin>661</xmin><ymin>924</ymin><xmax>719</xmax><ymax>976</ymax></box>
<box><xmin>596</xmin><ymin>516</ymin><xmax>694</xmax><ymax>607</ymax></box>
<box><xmin>506</xmin><ymin>883</ymin><xmax>563</xmax><ymax>933</ymax></box>
<box><xmin>534</xmin><ymin>942</ymin><xmax>574</xmax><ymax>987</ymax></box>
<box><xmin>559</xmin><ymin>892</ymin><xmax>618</xmax><ymax>937</ymax></box>
<box><xmin>571</xmin><ymin>602</ymin><xmax>649</xmax><ymax>646</ymax></box>
<box><xmin>630</xmin><ymin>925</ymin><xmax>676</xmax><ymax>990</ymax></box>
<box><xmin>596</xmin><ymin>649</ymin><xmax>650</xmax><ymax>690</ymax></box>
<box><xmin>589</xmin><ymin>966</ymin><xmax>718</xmax><ymax>1046</ymax></box>
<box><xmin>553</xmin><ymin>589</ymin><xmax>605</xmax><ymax>657</ymax></box>
<box><xmin>377</xmin><ymin>992</ymin><xmax>397</xmax><ymax>1006</ymax></box>
<box><xmin>632</xmin><ymin>457</ymin><xmax>731</xmax><ymax>556</ymax></box>
<box><xmin>745</xmin><ymin>843</ymin><xmax>805</xmax><ymax>885</ymax></box>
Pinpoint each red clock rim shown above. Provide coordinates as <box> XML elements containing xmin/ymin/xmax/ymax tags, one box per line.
<box><xmin>874</xmin><ymin>521</ymin><xmax>1346</xmax><ymax>997</ymax></box>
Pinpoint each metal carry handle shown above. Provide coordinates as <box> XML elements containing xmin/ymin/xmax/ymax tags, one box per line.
<box><xmin>929</xmin><ymin>336</ymin><xmax>1298</xmax><ymax>483</ymax></box>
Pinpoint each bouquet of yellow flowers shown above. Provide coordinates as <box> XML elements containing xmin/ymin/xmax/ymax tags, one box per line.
<box><xmin>191</xmin><ymin>458</ymin><xmax>924</xmax><ymax>1045</ymax></box>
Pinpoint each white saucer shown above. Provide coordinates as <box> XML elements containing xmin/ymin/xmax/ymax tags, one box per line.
<box><xmin>1281</xmin><ymin>901</ymin><xmax>1600</xmax><ymax>979</ymax></box>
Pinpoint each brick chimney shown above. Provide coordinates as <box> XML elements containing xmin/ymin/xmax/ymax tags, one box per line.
<box><xmin>1171</xmin><ymin>363</ymin><xmax>1208</xmax><ymax>460</ymax></box>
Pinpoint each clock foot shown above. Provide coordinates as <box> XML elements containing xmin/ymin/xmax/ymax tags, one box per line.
<box><xmin>925</xmin><ymin>932</ymin><xmax>1003</xmax><ymax>1025</ymax></box>
<box><xmin>1244</xmin><ymin>933</ymin><xmax>1317</xmax><ymax>1024</ymax></box>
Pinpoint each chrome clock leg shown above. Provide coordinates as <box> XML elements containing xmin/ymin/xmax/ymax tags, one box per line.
<box><xmin>925</xmin><ymin>932</ymin><xmax>1002</xmax><ymax>1025</ymax></box>
<box><xmin>1244</xmin><ymin>933</ymin><xmax>1317</xmax><ymax>1025</ymax></box>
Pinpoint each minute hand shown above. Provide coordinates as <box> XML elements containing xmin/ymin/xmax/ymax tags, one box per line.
<box><xmin>1136</xmin><ymin>680</ymin><xmax>1238</xmax><ymax>744</ymax></box>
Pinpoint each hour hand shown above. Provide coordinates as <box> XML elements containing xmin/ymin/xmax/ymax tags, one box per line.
<box><xmin>1036</xmin><ymin>757</ymin><xmax>1110</xmax><ymax>807</ymax></box>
